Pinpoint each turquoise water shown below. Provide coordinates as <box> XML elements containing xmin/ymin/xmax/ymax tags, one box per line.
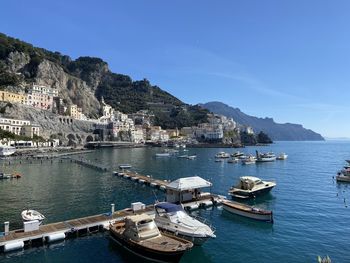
<box><xmin>0</xmin><ymin>141</ymin><xmax>350</xmax><ymax>262</ymax></box>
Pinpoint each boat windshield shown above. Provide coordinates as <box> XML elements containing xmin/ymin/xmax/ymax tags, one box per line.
<box><xmin>137</xmin><ymin>219</ymin><xmax>158</xmax><ymax>232</ymax></box>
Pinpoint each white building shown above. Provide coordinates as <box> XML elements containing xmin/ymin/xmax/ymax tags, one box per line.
<box><xmin>0</xmin><ymin>117</ymin><xmax>40</xmax><ymax>138</ymax></box>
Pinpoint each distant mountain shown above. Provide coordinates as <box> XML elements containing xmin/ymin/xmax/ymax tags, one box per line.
<box><xmin>201</xmin><ymin>101</ymin><xmax>324</xmax><ymax>141</ymax></box>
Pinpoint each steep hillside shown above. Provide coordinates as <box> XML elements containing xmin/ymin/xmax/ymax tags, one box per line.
<box><xmin>0</xmin><ymin>33</ymin><xmax>208</xmax><ymax>128</ymax></box>
<box><xmin>201</xmin><ymin>101</ymin><xmax>324</xmax><ymax>141</ymax></box>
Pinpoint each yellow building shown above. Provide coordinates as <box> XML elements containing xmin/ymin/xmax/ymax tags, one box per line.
<box><xmin>0</xmin><ymin>91</ymin><xmax>26</xmax><ymax>104</ymax></box>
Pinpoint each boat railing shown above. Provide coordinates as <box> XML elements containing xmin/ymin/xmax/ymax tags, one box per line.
<box><xmin>190</xmin><ymin>215</ymin><xmax>216</xmax><ymax>233</ymax></box>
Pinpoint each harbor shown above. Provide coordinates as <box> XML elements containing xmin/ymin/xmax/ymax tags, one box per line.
<box><xmin>1</xmin><ymin>143</ymin><xmax>350</xmax><ymax>263</ymax></box>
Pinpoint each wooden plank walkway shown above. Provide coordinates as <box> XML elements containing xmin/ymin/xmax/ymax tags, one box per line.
<box><xmin>0</xmin><ymin>205</ymin><xmax>154</xmax><ymax>248</ymax></box>
<box><xmin>113</xmin><ymin>170</ymin><xmax>168</xmax><ymax>189</ymax></box>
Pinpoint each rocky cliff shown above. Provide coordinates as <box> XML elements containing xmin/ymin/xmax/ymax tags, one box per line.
<box><xmin>0</xmin><ymin>33</ymin><xmax>208</xmax><ymax>126</ymax></box>
<box><xmin>0</xmin><ymin>102</ymin><xmax>95</xmax><ymax>145</ymax></box>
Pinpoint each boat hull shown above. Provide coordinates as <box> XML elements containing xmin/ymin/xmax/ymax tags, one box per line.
<box><xmin>110</xmin><ymin>231</ymin><xmax>187</xmax><ymax>263</ymax></box>
<box><xmin>222</xmin><ymin>202</ymin><xmax>273</xmax><ymax>222</ymax></box>
<box><xmin>336</xmin><ymin>174</ymin><xmax>350</xmax><ymax>182</ymax></box>
<box><xmin>159</xmin><ymin>228</ymin><xmax>211</xmax><ymax>246</ymax></box>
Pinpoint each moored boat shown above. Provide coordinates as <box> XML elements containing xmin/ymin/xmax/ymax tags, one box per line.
<box><xmin>228</xmin><ymin>157</ymin><xmax>239</xmax><ymax>163</ymax></box>
<box><xmin>242</xmin><ymin>156</ymin><xmax>256</xmax><ymax>165</ymax></box>
<box><xmin>231</xmin><ymin>151</ymin><xmax>245</xmax><ymax>158</ymax></box>
<box><xmin>156</xmin><ymin>153</ymin><xmax>171</xmax><ymax>157</ymax></box>
<box><xmin>336</xmin><ymin>173</ymin><xmax>350</xmax><ymax>182</ymax></box>
<box><xmin>276</xmin><ymin>153</ymin><xmax>288</xmax><ymax>160</ymax></box>
<box><xmin>0</xmin><ymin>146</ymin><xmax>16</xmax><ymax>157</ymax></box>
<box><xmin>109</xmin><ymin>214</ymin><xmax>193</xmax><ymax>262</ymax></box>
<box><xmin>228</xmin><ymin>176</ymin><xmax>276</xmax><ymax>199</ymax></box>
<box><xmin>154</xmin><ymin>202</ymin><xmax>216</xmax><ymax>245</ymax></box>
<box><xmin>256</xmin><ymin>151</ymin><xmax>276</xmax><ymax>162</ymax></box>
<box><xmin>21</xmin><ymin>209</ymin><xmax>45</xmax><ymax>224</ymax></box>
<box><xmin>221</xmin><ymin>200</ymin><xmax>273</xmax><ymax>222</ymax></box>
<box><xmin>119</xmin><ymin>164</ymin><xmax>132</xmax><ymax>169</ymax></box>
<box><xmin>215</xmin><ymin>152</ymin><xmax>230</xmax><ymax>158</ymax></box>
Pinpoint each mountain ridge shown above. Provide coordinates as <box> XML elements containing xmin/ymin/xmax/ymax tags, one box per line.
<box><xmin>200</xmin><ymin>101</ymin><xmax>324</xmax><ymax>141</ymax></box>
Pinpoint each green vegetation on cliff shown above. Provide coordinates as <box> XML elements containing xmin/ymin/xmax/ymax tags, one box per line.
<box><xmin>0</xmin><ymin>33</ymin><xmax>208</xmax><ymax>129</ymax></box>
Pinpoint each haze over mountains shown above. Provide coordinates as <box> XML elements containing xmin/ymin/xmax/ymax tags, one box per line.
<box><xmin>201</xmin><ymin>102</ymin><xmax>324</xmax><ymax>141</ymax></box>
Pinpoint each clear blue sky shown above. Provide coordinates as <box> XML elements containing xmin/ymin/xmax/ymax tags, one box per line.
<box><xmin>1</xmin><ymin>0</ymin><xmax>349</xmax><ymax>138</ymax></box>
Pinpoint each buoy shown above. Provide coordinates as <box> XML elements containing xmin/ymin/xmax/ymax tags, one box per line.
<box><xmin>45</xmin><ymin>232</ymin><xmax>66</xmax><ymax>243</ymax></box>
<box><xmin>4</xmin><ymin>241</ymin><xmax>24</xmax><ymax>252</ymax></box>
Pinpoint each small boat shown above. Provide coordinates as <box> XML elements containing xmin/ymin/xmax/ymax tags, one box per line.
<box><xmin>119</xmin><ymin>164</ymin><xmax>132</xmax><ymax>169</ymax></box>
<box><xmin>231</xmin><ymin>151</ymin><xmax>245</xmax><ymax>158</ymax></box>
<box><xmin>154</xmin><ymin>202</ymin><xmax>216</xmax><ymax>245</ymax></box>
<box><xmin>242</xmin><ymin>156</ymin><xmax>256</xmax><ymax>165</ymax></box>
<box><xmin>336</xmin><ymin>173</ymin><xmax>350</xmax><ymax>182</ymax></box>
<box><xmin>156</xmin><ymin>153</ymin><xmax>171</xmax><ymax>157</ymax></box>
<box><xmin>180</xmin><ymin>144</ymin><xmax>186</xmax><ymax>149</ymax></box>
<box><xmin>276</xmin><ymin>153</ymin><xmax>288</xmax><ymax>160</ymax></box>
<box><xmin>0</xmin><ymin>146</ymin><xmax>16</xmax><ymax>157</ymax></box>
<box><xmin>186</xmin><ymin>155</ymin><xmax>197</xmax><ymax>160</ymax></box>
<box><xmin>177</xmin><ymin>155</ymin><xmax>188</xmax><ymax>159</ymax></box>
<box><xmin>0</xmin><ymin>172</ymin><xmax>21</xmax><ymax>179</ymax></box>
<box><xmin>215</xmin><ymin>159</ymin><xmax>224</xmax><ymax>162</ymax></box>
<box><xmin>255</xmin><ymin>151</ymin><xmax>276</xmax><ymax>162</ymax></box>
<box><xmin>228</xmin><ymin>158</ymin><xmax>239</xmax><ymax>163</ymax></box>
<box><xmin>109</xmin><ymin>214</ymin><xmax>193</xmax><ymax>262</ymax></box>
<box><xmin>215</xmin><ymin>152</ymin><xmax>230</xmax><ymax>159</ymax></box>
<box><xmin>221</xmin><ymin>200</ymin><xmax>273</xmax><ymax>222</ymax></box>
<box><xmin>228</xmin><ymin>176</ymin><xmax>276</xmax><ymax>199</ymax></box>
<box><xmin>21</xmin><ymin>209</ymin><xmax>45</xmax><ymax>224</ymax></box>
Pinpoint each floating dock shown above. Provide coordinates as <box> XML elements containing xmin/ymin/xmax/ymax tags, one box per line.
<box><xmin>113</xmin><ymin>170</ymin><xmax>169</xmax><ymax>191</ymax></box>
<box><xmin>0</xmin><ymin>204</ymin><xmax>154</xmax><ymax>253</ymax></box>
<box><xmin>113</xmin><ymin>170</ymin><xmax>226</xmax><ymax>210</ymax></box>
<box><xmin>67</xmin><ymin>157</ymin><xmax>109</xmax><ymax>171</ymax></box>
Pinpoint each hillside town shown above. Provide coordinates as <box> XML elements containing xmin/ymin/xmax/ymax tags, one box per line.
<box><xmin>0</xmin><ymin>83</ymin><xmax>257</xmax><ymax>148</ymax></box>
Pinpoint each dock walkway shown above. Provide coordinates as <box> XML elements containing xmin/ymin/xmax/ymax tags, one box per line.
<box><xmin>0</xmin><ymin>205</ymin><xmax>154</xmax><ymax>252</ymax></box>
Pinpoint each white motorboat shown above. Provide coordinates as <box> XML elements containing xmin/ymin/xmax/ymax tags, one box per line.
<box><xmin>277</xmin><ymin>153</ymin><xmax>288</xmax><ymax>160</ymax></box>
<box><xmin>119</xmin><ymin>164</ymin><xmax>132</xmax><ymax>169</ymax></box>
<box><xmin>228</xmin><ymin>157</ymin><xmax>239</xmax><ymax>163</ymax></box>
<box><xmin>21</xmin><ymin>209</ymin><xmax>45</xmax><ymax>224</ymax></box>
<box><xmin>255</xmin><ymin>151</ymin><xmax>276</xmax><ymax>162</ymax></box>
<box><xmin>228</xmin><ymin>176</ymin><xmax>276</xmax><ymax>199</ymax></box>
<box><xmin>155</xmin><ymin>153</ymin><xmax>171</xmax><ymax>157</ymax></box>
<box><xmin>242</xmin><ymin>156</ymin><xmax>256</xmax><ymax>165</ymax></box>
<box><xmin>215</xmin><ymin>152</ymin><xmax>230</xmax><ymax>158</ymax></box>
<box><xmin>186</xmin><ymin>155</ymin><xmax>197</xmax><ymax>160</ymax></box>
<box><xmin>231</xmin><ymin>151</ymin><xmax>245</xmax><ymax>158</ymax></box>
<box><xmin>0</xmin><ymin>146</ymin><xmax>16</xmax><ymax>157</ymax></box>
<box><xmin>154</xmin><ymin>202</ymin><xmax>216</xmax><ymax>245</ymax></box>
<box><xmin>221</xmin><ymin>200</ymin><xmax>273</xmax><ymax>222</ymax></box>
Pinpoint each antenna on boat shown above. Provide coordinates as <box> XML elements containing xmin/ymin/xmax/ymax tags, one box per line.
<box><xmin>152</xmin><ymin>190</ymin><xmax>159</xmax><ymax>203</ymax></box>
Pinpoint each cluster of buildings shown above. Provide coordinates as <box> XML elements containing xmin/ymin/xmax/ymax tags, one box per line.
<box><xmin>0</xmin><ymin>117</ymin><xmax>40</xmax><ymax>138</ymax></box>
<box><xmin>0</xmin><ymin>84</ymin><xmax>86</xmax><ymax>120</ymax></box>
<box><xmin>179</xmin><ymin>114</ymin><xmax>254</xmax><ymax>142</ymax></box>
<box><xmin>0</xmin><ymin>84</ymin><xmax>255</xmax><ymax>145</ymax></box>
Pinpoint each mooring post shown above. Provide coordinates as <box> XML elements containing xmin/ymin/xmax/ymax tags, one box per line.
<box><xmin>4</xmin><ymin>221</ymin><xmax>9</xmax><ymax>235</ymax></box>
<box><xmin>111</xmin><ymin>203</ymin><xmax>115</xmax><ymax>214</ymax></box>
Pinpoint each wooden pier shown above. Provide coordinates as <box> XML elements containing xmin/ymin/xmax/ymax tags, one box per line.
<box><xmin>113</xmin><ymin>170</ymin><xmax>169</xmax><ymax>190</ymax></box>
<box><xmin>67</xmin><ymin>157</ymin><xmax>109</xmax><ymax>171</ymax></box>
<box><xmin>0</xmin><ymin>205</ymin><xmax>154</xmax><ymax>253</ymax></box>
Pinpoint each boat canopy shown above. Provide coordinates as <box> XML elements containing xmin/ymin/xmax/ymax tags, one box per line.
<box><xmin>155</xmin><ymin>202</ymin><xmax>183</xmax><ymax>213</ymax></box>
<box><xmin>166</xmin><ymin>176</ymin><xmax>212</xmax><ymax>191</ymax></box>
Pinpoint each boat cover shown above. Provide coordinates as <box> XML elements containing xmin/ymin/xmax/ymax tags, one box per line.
<box><xmin>155</xmin><ymin>202</ymin><xmax>183</xmax><ymax>212</ymax></box>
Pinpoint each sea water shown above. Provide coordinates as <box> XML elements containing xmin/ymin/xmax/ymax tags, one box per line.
<box><xmin>0</xmin><ymin>141</ymin><xmax>349</xmax><ymax>263</ymax></box>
